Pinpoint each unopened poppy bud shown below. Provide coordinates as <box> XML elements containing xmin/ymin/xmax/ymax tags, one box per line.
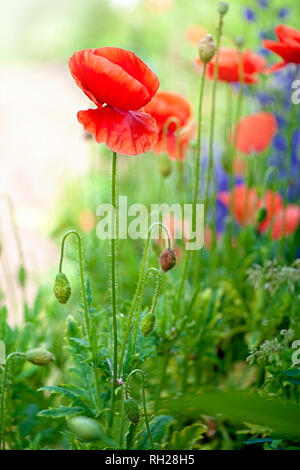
<box><xmin>69</xmin><ymin>416</ymin><xmax>101</xmax><ymax>441</ymax></box>
<box><xmin>18</xmin><ymin>265</ymin><xmax>27</xmax><ymax>288</ymax></box>
<box><xmin>53</xmin><ymin>272</ymin><xmax>71</xmax><ymax>304</ymax></box>
<box><xmin>26</xmin><ymin>348</ymin><xmax>55</xmax><ymax>366</ymax></box>
<box><xmin>218</xmin><ymin>2</ymin><xmax>229</xmax><ymax>15</ymax></box>
<box><xmin>234</xmin><ymin>36</ymin><xmax>245</xmax><ymax>49</ymax></box>
<box><xmin>159</xmin><ymin>153</ymin><xmax>172</xmax><ymax>178</ymax></box>
<box><xmin>256</xmin><ymin>207</ymin><xmax>267</xmax><ymax>224</ymax></box>
<box><xmin>198</xmin><ymin>34</ymin><xmax>216</xmax><ymax>63</ymax></box>
<box><xmin>141</xmin><ymin>312</ymin><xmax>155</xmax><ymax>337</ymax></box>
<box><xmin>160</xmin><ymin>249</ymin><xmax>176</xmax><ymax>272</ymax></box>
<box><xmin>124</xmin><ymin>398</ymin><xmax>140</xmax><ymax>424</ymax></box>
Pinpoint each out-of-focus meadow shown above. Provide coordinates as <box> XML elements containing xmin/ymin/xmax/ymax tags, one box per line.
<box><xmin>1</xmin><ymin>0</ymin><xmax>300</xmax><ymax>451</ymax></box>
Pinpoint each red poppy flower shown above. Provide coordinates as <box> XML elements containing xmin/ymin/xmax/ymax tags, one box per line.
<box><xmin>263</xmin><ymin>25</ymin><xmax>300</xmax><ymax>72</ymax></box>
<box><xmin>194</xmin><ymin>47</ymin><xmax>266</xmax><ymax>84</ymax></box>
<box><xmin>271</xmin><ymin>205</ymin><xmax>300</xmax><ymax>240</ymax></box>
<box><xmin>218</xmin><ymin>185</ymin><xmax>259</xmax><ymax>226</ymax></box>
<box><xmin>257</xmin><ymin>190</ymin><xmax>284</xmax><ymax>233</ymax></box>
<box><xmin>233</xmin><ymin>112</ymin><xmax>278</xmax><ymax>154</ymax></box>
<box><xmin>68</xmin><ymin>47</ymin><xmax>160</xmax><ymax>155</ymax></box>
<box><xmin>144</xmin><ymin>91</ymin><xmax>193</xmax><ymax>160</ymax></box>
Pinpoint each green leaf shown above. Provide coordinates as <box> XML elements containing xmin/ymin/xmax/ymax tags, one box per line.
<box><xmin>169</xmin><ymin>423</ymin><xmax>206</xmax><ymax>450</ymax></box>
<box><xmin>39</xmin><ymin>385</ymin><xmax>95</xmax><ymax>417</ymax></box>
<box><xmin>0</xmin><ymin>340</ymin><xmax>5</xmax><ymax>365</ymax></box>
<box><xmin>162</xmin><ymin>391</ymin><xmax>300</xmax><ymax>439</ymax></box>
<box><xmin>137</xmin><ymin>415</ymin><xmax>173</xmax><ymax>449</ymax></box>
<box><xmin>37</xmin><ymin>406</ymin><xmax>84</xmax><ymax>419</ymax></box>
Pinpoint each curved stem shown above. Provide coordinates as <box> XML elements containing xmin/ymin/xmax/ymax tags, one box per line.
<box><xmin>0</xmin><ymin>352</ymin><xmax>26</xmax><ymax>450</ymax></box>
<box><xmin>108</xmin><ymin>151</ymin><xmax>118</xmax><ymax>432</ymax></box>
<box><xmin>58</xmin><ymin>229</ymin><xmax>102</xmax><ymax>413</ymax></box>
<box><xmin>125</xmin><ymin>369</ymin><xmax>154</xmax><ymax>450</ymax></box>
<box><xmin>118</xmin><ymin>223</ymin><xmax>170</xmax><ymax>375</ymax></box>
<box><xmin>132</xmin><ymin>267</ymin><xmax>161</xmax><ymax>354</ymax></box>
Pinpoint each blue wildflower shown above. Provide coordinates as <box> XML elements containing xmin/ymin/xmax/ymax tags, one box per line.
<box><xmin>278</xmin><ymin>8</ymin><xmax>290</xmax><ymax>19</ymax></box>
<box><xmin>242</xmin><ymin>7</ymin><xmax>256</xmax><ymax>22</ymax></box>
<box><xmin>257</xmin><ymin>0</ymin><xmax>268</xmax><ymax>9</ymax></box>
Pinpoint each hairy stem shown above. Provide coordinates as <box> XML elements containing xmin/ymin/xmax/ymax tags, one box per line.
<box><xmin>59</xmin><ymin>230</ymin><xmax>102</xmax><ymax>412</ymax></box>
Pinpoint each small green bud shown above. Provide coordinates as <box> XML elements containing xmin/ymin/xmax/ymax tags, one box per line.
<box><xmin>26</xmin><ymin>348</ymin><xmax>55</xmax><ymax>366</ymax></box>
<box><xmin>159</xmin><ymin>153</ymin><xmax>172</xmax><ymax>178</ymax></box>
<box><xmin>69</xmin><ymin>416</ymin><xmax>101</xmax><ymax>441</ymax></box>
<box><xmin>198</xmin><ymin>34</ymin><xmax>216</xmax><ymax>63</ymax></box>
<box><xmin>65</xmin><ymin>315</ymin><xmax>80</xmax><ymax>338</ymax></box>
<box><xmin>124</xmin><ymin>398</ymin><xmax>140</xmax><ymax>424</ymax></box>
<box><xmin>18</xmin><ymin>265</ymin><xmax>27</xmax><ymax>287</ymax></box>
<box><xmin>53</xmin><ymin>272</ymin><xmax>71</xmax><ymax>304</ymax></box>
<box><xmin>234</xmin><ymin>36</ymin><xmax>245</xmax><ymax>49</ymax></box>
<box><xmin>160</xmin><ymin>249</ymin><xmax>176</xmax><ymax>272</ymax></box>
<box><xmin>141</xmin><ymin>312</ymin><xmax>155</xmax><ymax>337</ymax></box>
<box><xmin>218</xmin><ymin>2</ymin><xmax>229</xmax><ymax>15</ymax></box>
<box><xmin>256</xmin><ymin>207</ymin><xmax>268</xmax><ymax>224</ymax></box>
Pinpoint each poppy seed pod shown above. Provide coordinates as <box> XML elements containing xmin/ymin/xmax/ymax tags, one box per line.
<box><xmin>218</xmin><ymin>2</ymin><xmax>229</xmax><ymax>15</ymax></box>
<box><xmin>160</xmin><ymin>249</ymin><xmax>176</xmax><ymax>272</ymax></box>
<box><xmin>159</xmin><ymin>153</ymin><xmax>173</xmax><ymax>178</ymax></box>
<box><xmin>53</xmin><ymin>272</ymin><xmax>71</xmax><ymax>304</ymax></box>
<box><xmin>68</xmin><ymin>416</ymin><xmax>101</xmax><ymax>441</ymax></box>
<box><xmin>124</xmin><ymin>398</ymin><xmax>140</xmax><ymax>425</ymax></box>
<box><xmin>234</xmin><ymin>36</ymin><xmax>245</xmax><ymax>49</ymax></box>
<box><xmin>198</xmin><ymin>34</ymin><xmax>216</xmax><ymax>63</ymax></box>
<box><xmin>26</xmin><ymin>348</ymin><xmax>55</xmax><ymax>366</ymax></box>
<box><xmin>256</xmin><ymin>207</ymin><xmax>267</xmax><ymax>224</ymax></box>
<box><xmin>141</xmin><ymin>312</ymin><xmax>155</xmax><ymax>337</ymax></box>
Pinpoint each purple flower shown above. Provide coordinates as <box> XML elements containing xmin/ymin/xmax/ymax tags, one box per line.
<box><xmin>243</xmin><ymin>7</ymin><xmax>256</xmax><ymax>22</ymax></box>
<box><xmin>273</xmin><ymin>134</ymin><xmax>287</xmax><ymax>152</ymax></box>
<box><xmin>257</xmin><ymin>0</ymin><xmax>268</xmax><ymax>9</ymax></box>
<box><xmin>278</xmin><ymin>8</ymin><xmax>290</xmax><ymax>19</ymax></box>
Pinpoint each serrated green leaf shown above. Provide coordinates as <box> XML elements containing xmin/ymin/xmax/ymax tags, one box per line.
<box><xmin>39</xmin><ymin>386</ymin><xmax>95</xmax><ymax>416</ymax></box>
<box><xmin>38</xmin><ymin>406</ymin><xmax>84</xmax><ymax>419</ymax></box>
<box><xmin>169</xmin><ymin>423</ymin><xmax>206</xmax><ymax>450</ymax></box>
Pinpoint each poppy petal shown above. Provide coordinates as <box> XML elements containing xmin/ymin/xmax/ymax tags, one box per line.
<box><xmin>69</xmin><ymin>48</ymin><xmax>159</xmax><ymax>110</ymax></box>
<box><xmin>275</xmin><ymin>25</ymin><xmax>300</xmax><ymax>45</ymax></box>
<box><xmin>271</xmin><ymin>205</ymin><xmax>300</xmax><ymax>240</ymax></box>
<box><xmin>263</xmin><ymin>40</ymin><xmax>300</xmax><ymax>64</ymax></box>
<box><xmin>77</xmin><ymin>106</ymin><xmax>159</xmax><ymax>155</ymax></box>
<box><xmin>258</xmin><ymin>191</ymin><xmax>284</xmax><ymax>233</ymax></box>
<box><xmin>234</xmin><ymin>112</ymin><xmax>278</xmax><ymax>154</ymax></box>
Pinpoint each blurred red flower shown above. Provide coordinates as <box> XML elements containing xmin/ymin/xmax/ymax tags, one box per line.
<box><xmin>233</xmin><ymin>112</ymin><xmax>278</xmax><ymax>154</ymax></box>
<box><xmin>68</xmin><ymin>47</ymin><xmax>160</xmax><ymax>155</ymax></box>
<box><xmin>194</xmin><ymin>47</ymin><xmax>266</xmax><ymax>84</ymax></box>
<box><xmin>185</xmin><ymin>25</ymin><xmax>208</xmax><ymax>45</ymax></box>
<box><xmin>144</xmin><ymin>91</ymin><xmax>193</xmax><ymax>160</ymax></box>
<box><xmin>263</xmin><ymin>25</ymin><xmax>300</xmax><ymax>72</ymax></box>
<box><xmin>218</xmin><ymin>185</ymin><xmax>259</xmax><ymax>226</ymax></box>
<box><xmin>257</xmin><ymin>190</ymin><xmax>284</xmax><ymax>234</ymax></box>
<box><xmin>271</xmin><ymin>205</ymin><xmax>300</xmax><ymax>240</ymax></box>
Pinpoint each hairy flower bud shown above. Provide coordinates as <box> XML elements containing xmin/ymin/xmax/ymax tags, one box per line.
<box><xmin>141</xmin><ymin>312</ymin><xmax>155</xmax><ymax>337</ymax></box>
<box><xmin>256</xmin><ymin>207</ymin><xmax>267</xmax><ymax>224</ymax></box>
<box><xmin>124</xmin><ymin>398</ymin><xmax>140</xmax><ymax>424</ymax></box>
<box><xmin>53</xmin><ymin>272</ymin><xmax>71</xmax><ymax>304</ymax></box>
<box><xmin>26</xmin><ymin>348</ymin><xmax>55</xmax><ymax>366</ymax></box>
<box><xmin>159</xmin><ymin>153</ymin><xmax>172</xmax><ymax>178</ymax></box>
<box><xmin>198</xmin><ymin>34</ymin><xmax>216</xmax><ymax>63</ymax></box>
<box><xmin>18</xmin><ymin>265</ymin><xmax>27</xmax><ymax>288</ymax></box>
<box><xmin>218</xmin><ymin>2</ymin><xmax>229</xmax><ymax>15</ymax></box>
<box><xmin>234</xmin><ymin>35</ymin><xmax>245</xmax><ymax>48</ymax></box>
<box><xmin>69</xmin><ymin>416</ymin><xmax>101</xmax><ymax>441</ymax></box>
<box><xmin>160</xmin><ymin>249</ymin><xmax>176</xmax><ymax>272</ymax></box>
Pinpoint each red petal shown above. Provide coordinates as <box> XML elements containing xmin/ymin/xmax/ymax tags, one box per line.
<box><xmin>275</xmin><ymin>25</ymin><xmax>300</xmax><ymax>45</ymax></box>
<box><xmin>271</xmin><ymin>205</ymin><xmax>300</xmax><ymax>240</ymax></box>
<box><xmin>145</xmin><ymin>91</ymin><xmax>192</xmax><ymax>130</ymax></box>
<box><xmin>258</xmin><ymin>191</ymin><xmax>283</xmax><ymax>233</ymax></box>
<box><xmin>234</xmin><ymin>112</ymin><xmax>278</xmax><ymax>154</ymax></box>
<box><xmin>263</xmin><ymin>40</ymin><xmax>300</xmax><ymax>64</ymax></box>
<box><xmin>265</xmin><ymin>61</ymin><xmax>288</xmax><ymax>74</ymax></box>
<box><xmin>69</xmin><ymin>47</ymin><xmax>159</xmax><ymax>110</ymax></box>
<box><xmin>77</xmin><ymin>106</ymin><xmax>158</xmax><ymax>155</ymax></box>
